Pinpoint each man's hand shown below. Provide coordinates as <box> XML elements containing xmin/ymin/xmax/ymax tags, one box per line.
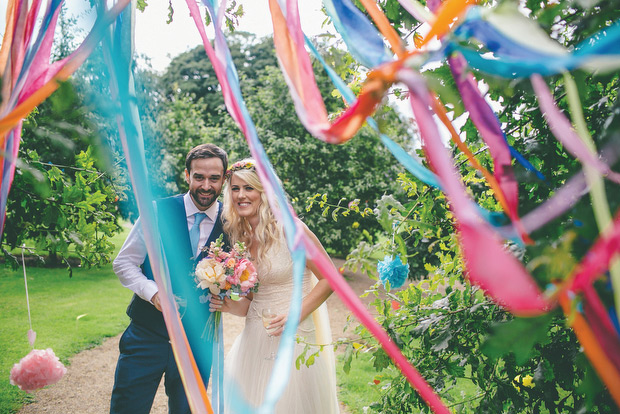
<box><xmin>151</xmin><ymin>292</ymin><xmax>162</xmax><ymax>312</ymax></box>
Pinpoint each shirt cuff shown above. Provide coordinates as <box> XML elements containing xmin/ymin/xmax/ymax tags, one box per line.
<box><xmin>142</xmin><ymin>280</ymin><xmax>159</xmax><ymax>303</ymax></box>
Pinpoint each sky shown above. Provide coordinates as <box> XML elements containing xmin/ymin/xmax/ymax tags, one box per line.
<box><xmin>131</xmin><ymin>1</ymin><xmax>331</xmax><ymax>72</ymax></box>
<box><xmin>0</xmin><ymin>1</ymin><xmax>331</xmax><ymax>73</ymax></box>
<box><xmin>1</xmin><ymin>1</ymin><xmax>331</xmax><ymax>71</ymax></box>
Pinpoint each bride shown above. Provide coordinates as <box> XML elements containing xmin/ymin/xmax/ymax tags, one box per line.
<box><xmin>209</xmin><ymin>159</ymin><xmax>340</xmax><ymax>413</ymax></box>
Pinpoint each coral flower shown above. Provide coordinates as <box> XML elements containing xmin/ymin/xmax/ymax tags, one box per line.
<box><xmin>235</xmin><ymin>258</ymin><xmax>258</xmax><ymax>291</ymax></box>
<box><xmin>225</xmin><ymin>257</ymin><xmax>236</xmax><ymax>269</ymax></box>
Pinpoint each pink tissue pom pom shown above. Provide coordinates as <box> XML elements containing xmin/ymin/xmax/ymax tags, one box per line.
<box><xmin>10</xmin><ymin>348</ymin><xmax>66</xmax><ymax>392</ymax></box>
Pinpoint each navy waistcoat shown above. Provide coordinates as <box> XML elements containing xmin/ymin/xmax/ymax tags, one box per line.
<box><xmin>126</xmin><ymin>195</ymin><xmax>225</xmax><ymax>338</ymax></box>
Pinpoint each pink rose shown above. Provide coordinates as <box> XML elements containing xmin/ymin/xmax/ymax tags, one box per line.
<box><xmin>235</xmin><ymin>258</ymin><xmax>258</xmax><ymax>292</ymax></box>
<box><xmin>226</xmin><ymin>270</ymin><xmax>240</xmax><ymax>286</ymax></box>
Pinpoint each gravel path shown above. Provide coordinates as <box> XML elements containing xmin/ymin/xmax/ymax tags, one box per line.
<box><xmin>17</xmin><ymin>259</ymin><xmax>376</xmax><ymax>414</ymax></box>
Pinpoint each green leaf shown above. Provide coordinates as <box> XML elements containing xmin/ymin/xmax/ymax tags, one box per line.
<box><xmin>482</xmin><ymin>313</ymin><xmax>554</xmax><ymax>365</ymax></box>
<box><xmin>295</xmin><ymin>346</ymin><xmax>307</xmax><ymax>370</ymax></box>
<box><xmin>47</xmin><ymin>166</ymin><xmax>63</xmax><ymax>182</ymax></box>
<box><xmin>421</xmin><ymin>66</ymin><xmax>465</xmax><ymax>117</ymax></box>
<box><xmin>43</xmin><ymin>205</ymin><xmax>59</xmax><ymax>227</ymax></box>
<box><xmin>136</xmin><ymin>0</ymin><xmax>148</xmax><ymax>12</ymax></box>
<box><xmin>306</xmin><ymin>353</ymin><xmax>316</xmax><ymax>367</ymax></box>
<box><xmin>372</xmin><ymin>348</ymin><xmax>391</xmax><ymax>371</ymax></box>
<box><xmin>86</xmin><ymin>190</ymin><xmax>107</xmax><ymax>206</ymax></box>
<box><xmin>343</xmin><ymin>344</ymin><xmax>354</xmax><ymax>374</ymax></box>
<box><xmin>63</xmin><ymin>185</ymin><xmax>83</xmax><ymax>203</ymax></box>
<box><xmin>375</xmin><ymin>195</ymin><xmax>406</xmax><ymax>232</ymax></box>
<box><xmin>431</xmin><ymin>328</ymin><xmax>452</xmax><ymax>352</ymax></box>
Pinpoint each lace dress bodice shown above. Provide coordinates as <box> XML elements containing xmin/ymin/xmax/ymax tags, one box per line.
<box><xmin>246</xmin><ymin>240</ymin><xmax>313</xmax><ymax>328</ymax></box>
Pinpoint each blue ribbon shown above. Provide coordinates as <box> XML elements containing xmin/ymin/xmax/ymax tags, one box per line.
<box><xmin>322</xmin><ymin>0</ymin><xmax>393</xmax><ymax>68</ymax></box>
<box><xmin>448</xmin><ymin>12</ymin><xmax>620</xmax><ymax>78</ymax></box>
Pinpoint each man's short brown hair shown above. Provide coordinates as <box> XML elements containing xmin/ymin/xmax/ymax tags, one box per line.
<box><xmin>185</xmin><ymin>144</ymin><xmax>228</xmax><ymax>173</ymax></box>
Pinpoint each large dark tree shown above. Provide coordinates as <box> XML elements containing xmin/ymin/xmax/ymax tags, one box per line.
<box><xmin>154</xmin><ymin>34</ymin><xmax>409</xmax><ymax>255</ymax></box>
<box><xmin>160</xmin><ymin>32</ymin><xmax>279</xmax><ymax>126</ymax></box>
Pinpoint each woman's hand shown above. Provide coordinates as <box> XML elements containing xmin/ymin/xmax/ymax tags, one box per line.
<box><xmin>209</xmin><ymin>296</ymin><xmax>224</xmax><ymax>313</ymax></box>
<box><xmin>209</xmin><ymin>296</ymin><xmax>231</xmax><ymax>313</ymax></box>
<box><xmin>266</xmin><ymin>314</ymin><xmax>288</xmax><ymax>337</ymax></box>
<box><xmin>210</xmin><ymin>296</ymin><xmax>252</xmax><ymax>317</ymax></box>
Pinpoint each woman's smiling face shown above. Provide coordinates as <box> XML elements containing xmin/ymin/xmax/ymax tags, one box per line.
<box><xmin>230</xmin><ymin>174</ymin><xmax>261</xmax><ymax>221</ymax></box>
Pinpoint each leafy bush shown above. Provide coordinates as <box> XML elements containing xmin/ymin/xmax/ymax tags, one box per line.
<box><xmin>334</xmin><ymin>172</ymin><xmax>616</xmax><ymax>413</ymax></box>
<box><xmin>4</xmin><ymin>81</ymin><xmax>123</xmax><ymax>270</ymax></box>
<box><xmin>4</xmin><ymin>145</ymin><xmax>121</xmax><ymax>272</ymax></box>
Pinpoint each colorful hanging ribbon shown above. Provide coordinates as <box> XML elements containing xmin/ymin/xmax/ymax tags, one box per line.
<box><xmin>100</xmin><ymin>3</ymin><xmax>213</xmax><ymax>413</ymax></box>
<box><xmin>319</xmin><ymin>1</ymin><xmax>524</xmax><ymax>222</ymax></box>
<box><xmin>448</xmin><ymin>6</ymin><xmax>620</xmax><ymax>78</ymax></box>
<box><xmin>188</xmin><ymin>0</ymin><xmax>453</xmax><ymax>412</ymax></box>
<box><xmin>322</xmin><ymin>0</ymin><xmax>393</xmax><ymax>68</ymax></box>
<box><xmin>399</xmin><ymin>67</ymin><xmax>550</xmax><ymax>315</ymax></box>
<box><xmin>531</xmin><ymin>75</ymin><xmax>620</xmax><ymax>184</ymax></box>
<box><xmin>0</xmin><ymin>0</ymin><xmax>131</xmax><ymax>239</ymax></box>
<box><xmin>3</xmin><ymin>1</ymin><xmax>620</xmax><ymax>413</ymax></box>
<box><xmin>448</xmin><ymin>53</ymin><xmax>530</xmax><ymax>242</ymax></box>
<box><xmin>186</xmin><ymin>1</ymin><xmax>304</xmax><ymax>411</ymax></box>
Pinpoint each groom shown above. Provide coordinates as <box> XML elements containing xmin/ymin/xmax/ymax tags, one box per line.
<box><xmin>110</xmin><ymin>143</ymin><xmax>228</xmax><ymax>414</ymax></box>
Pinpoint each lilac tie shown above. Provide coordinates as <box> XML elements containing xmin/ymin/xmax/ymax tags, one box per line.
<box><xmin>189</xmin><ymin>212</ymin><xmax>207</xmax><ymax>257</ymax></box>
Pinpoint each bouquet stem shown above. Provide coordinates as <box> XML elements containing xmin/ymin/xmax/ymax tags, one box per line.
<box><xmin>202</xmin><ymin>311</ymin><xmax>222</xmax><ymax>342</ymax></box>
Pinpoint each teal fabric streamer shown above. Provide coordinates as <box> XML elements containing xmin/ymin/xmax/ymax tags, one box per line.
<box><xmin>213</xmin><ymin>321</ymin><xmax>224</xmax><ymax>413</ymax></box>
<box><xmin>101</xmin><ymin>4</ymin><xmax>214</xmax><ymax>412</ymax></box>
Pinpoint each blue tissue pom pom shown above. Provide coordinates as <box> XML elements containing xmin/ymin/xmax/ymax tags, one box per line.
<box><xmin>377</xmin><ymin>255</ymin><xmax>409</xmax><ymax>288</ymax></box>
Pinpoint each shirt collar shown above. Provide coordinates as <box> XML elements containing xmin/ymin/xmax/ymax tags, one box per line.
<box><xmin>183</xmin><ymin>192</ymin><xmax>219</xmax><ymax>222</ymax></box>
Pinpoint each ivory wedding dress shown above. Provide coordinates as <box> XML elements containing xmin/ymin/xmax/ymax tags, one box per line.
<box><xmin>223</xmin><ymin>238</ymin><xmax>339</xmax><ymax>413</ymax></box>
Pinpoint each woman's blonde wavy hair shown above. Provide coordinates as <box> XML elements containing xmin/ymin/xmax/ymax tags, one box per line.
<box><xmin>222</xmin><ymin>159</ymin><xmax>282</xmax><ymax>264</ymax></box>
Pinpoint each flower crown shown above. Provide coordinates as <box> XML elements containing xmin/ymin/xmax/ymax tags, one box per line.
<box><xmin>225</xmin><ymin>160</ymin><xmax>256</xmax><ymax>179</ymax></box>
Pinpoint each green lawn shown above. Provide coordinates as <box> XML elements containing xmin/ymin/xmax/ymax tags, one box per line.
<box><xmin>0</xmin><ymin>264</ymin><xmax>133</xmax><ymax>414</ymax></box>
<box><xmin>337</xmin><ymin>351</ymin><xmax>383</xmax><ymax>413</ymax></box>
<box><xmin>0</xmin><ymin>226</ymin><xmax>132</xmax><ymax>414</ymax></box>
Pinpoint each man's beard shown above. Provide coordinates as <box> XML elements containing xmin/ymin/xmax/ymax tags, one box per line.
<box><xmin>191</xmin><ymin>188</ymin><xmax>217</xmax><ymax>209</ymax></box>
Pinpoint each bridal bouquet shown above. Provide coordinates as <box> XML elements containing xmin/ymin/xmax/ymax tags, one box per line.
<box><xmin>195</xmin><ymin>235</ymin><xmax>258</xmax><ymax>340</ymax></box>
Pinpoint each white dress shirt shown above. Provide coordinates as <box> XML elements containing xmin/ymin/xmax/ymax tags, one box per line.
<box><xmin>112</xmin><ymin>193</ymin><xmax>220</xmax><ymax>302</ymax></box>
